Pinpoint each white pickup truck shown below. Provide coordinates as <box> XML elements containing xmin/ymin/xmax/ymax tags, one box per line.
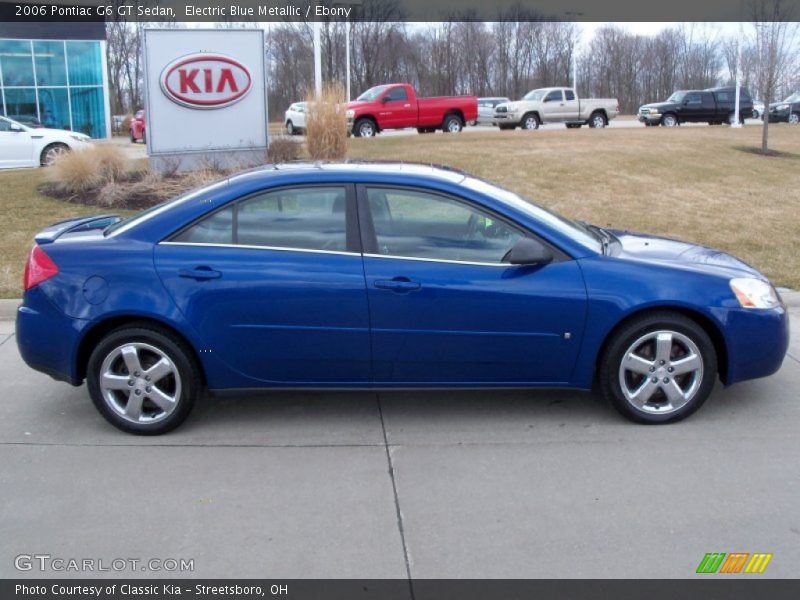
<box><xmin>493</xmin><ymin>87</ymin><xmax>620</xmax><ymax>130</ymax></box>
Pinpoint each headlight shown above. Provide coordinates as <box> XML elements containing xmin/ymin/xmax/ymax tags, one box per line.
<box><xmin>730</xmin><ymin>278</ymin><xmax>781</xmax><ymax>309</ymax></box>
<box><xmin>345</xmin><ymin>109</ymin><xmax>355</xmax><ymax>119</ymax></box>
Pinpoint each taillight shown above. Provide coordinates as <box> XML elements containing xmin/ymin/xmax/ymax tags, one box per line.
<box><xmin>23</xmin><ymin>245</ymin><xmax>59</xmax><ymax>290</ymax></box>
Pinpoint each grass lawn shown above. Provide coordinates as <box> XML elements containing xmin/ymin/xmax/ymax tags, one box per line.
<box><xmin>0</xmin><ymin>123</ymin><xmax>797</xmax><ymax>298</ymax></box>
<box><xmin>348</xmin><ymin>124</ymin><xmax>800</xmax><ymax>290</ymax></box>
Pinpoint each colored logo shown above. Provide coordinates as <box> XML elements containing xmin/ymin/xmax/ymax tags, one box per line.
<box><xmin>160</xmin><ymin>53</ymin><xmax>252</xmax><ymax>109</ymax></box>
<box><xmin>696</xmin><ymin>552</ymin><xmax>773</xmax><ymax>574</ymax></box>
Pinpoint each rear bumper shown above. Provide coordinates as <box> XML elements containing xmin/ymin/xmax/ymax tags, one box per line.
<box><xmin>717</xmin><ymin>304</ymin><xmax>790</xmax><ymax>385</ymax></box>
<box><xmin>16</xmin><ymin>286</ymin><xmax>85</xmax><ymax>385</ymax></box>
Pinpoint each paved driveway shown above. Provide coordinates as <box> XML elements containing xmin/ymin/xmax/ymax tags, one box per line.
<box><xmin>0</xmin><ymin>309</ymin><xmax>798</xmax><ymax>580</ymax></box>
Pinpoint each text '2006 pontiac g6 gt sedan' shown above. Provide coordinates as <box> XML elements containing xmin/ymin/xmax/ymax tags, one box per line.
<box><xmin>16</xmin><ymin>162</ymin><xmax>789</xmax><ymax>434</ymax></box>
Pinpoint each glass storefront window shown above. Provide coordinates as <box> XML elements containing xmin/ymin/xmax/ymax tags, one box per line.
<box><xmin>70</xmin><ymin>86</ymin><xmax>106</xmax><ymax>137</ymax></box>
<box><xmin>66</xmin><ymin>41</ymin><xmax>102</xmax><ymax>86</ymax></box>
<box><xmin>4</xmin><ymin>88</ymin><xmax>37</xmax><ymax>123</ymax></box>
<box><xmin>0</xmin><ymin>39</ymin><xmax>34</xmax><ymax>86</ymax></box>
<box><xmin>33</xmin><ymin>41</ymin><xmax>66</xmax><ymax>86</ymax></box>
<box><xmin>37</xmin><ymin>87</ymin><xmax>70</xmax><ymax>129</ymax></box>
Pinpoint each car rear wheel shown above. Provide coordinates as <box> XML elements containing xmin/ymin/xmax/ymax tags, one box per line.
<box><xmin>521</xmin><ymin>113</ymin><xmax>539</xmax><ymax>130</ymax></box>
<box><xmin>442</xmin><ymin>114</ymin><xmax>463</xmax><ymax>133</ymax></box>
<box><xmin>286</xmin><ymin>120</ymin><xmax>295</xmax><ymax>135</ymax></box>
<box><xmin>87</xmin><ymin>324</ymin><xmax>201</xmax><ymax>435</ymax></box>
<box><xmin>589</xmin><ymin>112</ymin><xmax>607</xmax><ymax>128</ymax></box>
<box><xmin>660</xmin><ymin>113</ymin><xmax>678</xmax><ymax>127</ymax></box>
<box><xmin>599</xmin><ymin>311</ymin><xmax>717</xmax><ymax>424</ymax></box>
<box><xmin>40</xmin><ymin>143</ymin><xmax>68</xmax><ymax>166</ymax></box>
<box><xmin>789</xmin><ymin>112</ymin><xmax>800</xmax><ymax>125</ymax></box>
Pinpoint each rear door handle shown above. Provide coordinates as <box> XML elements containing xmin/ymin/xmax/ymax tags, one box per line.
<box><xmin>374</xmin><ymin>277</ymin><xmax>421</xmax><ymax>292</ymax></box>
<box><xmin>178</xmin><ymin>266</ymin><xmax>222</xmax><ymax>280</ymax></box>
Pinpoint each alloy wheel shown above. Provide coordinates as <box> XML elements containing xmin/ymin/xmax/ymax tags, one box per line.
<box><xmin>618</xmin><ymin>330</ymin><xmax>704</xmax><ymax>415</ymax></box>
<box><xmin>43</xmin><ymin>145</ymin><xmax>67</xmax><ymax>166</ymax></box>
<box><xmin>359</xmin><ymin>121</ymin><xmax>375</xmax><ymax>137</ymax></box>
<box><xmin>99</xmin><ymin>342</ymin><xmax>182</xmax><ymax>425</ymax></box>
<box><xmin>592</xmin><ymin>114</ymin><xmax>606</xmax><ymax>128</ymax></box>
<box><xmin>790</xmin><ymin>113</ymin><xmax>800</xmax><ymax>125</ymax></box>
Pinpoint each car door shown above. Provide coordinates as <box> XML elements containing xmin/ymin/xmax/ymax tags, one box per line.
<box><xmin>380</xmin><ymin>86</ymin><xmax>416</xmax><ymax>129</ymax></box>
<box><xmin>562</xmin><ymin>89</ymin><xmax>580</xmax><ymax>121</ymax></box>
<box><xmin>700</xmin><ymin>92</ymin><xmax>717</xmax><ymax>121</ymax></box>
<box><xmin>154</xmin><ymin>184</ymin><xmax>372</xmax><ymax>385</ymax></box>
<box><xmin>0</xmin><ymin>118</ymin><xmax>35</xmax><ymax>168</ymax></box>
<box><xmin>680</xmin><ymin>92</ymin><xmax>703</xmax><ymax>122</ymax></box>
<box><xmin>540</xmin><ymin>90</ymin><xmax>567</xmax><ymax>122</ymax></box>
<box><xmin>357</xmin><ymin>185</ymin><xmax>587</xmax><ymax>385</ymax></box>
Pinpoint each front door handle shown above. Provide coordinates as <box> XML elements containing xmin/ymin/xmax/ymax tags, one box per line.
<box><xmin>374</xmin><ymin>277</ymin><xmax>421</xmax><ymax>292</ymax></box>
<box><xmin>178</xmin><ymin>266</ymin><xmax>222</xmax><ymax>280</ymax></box>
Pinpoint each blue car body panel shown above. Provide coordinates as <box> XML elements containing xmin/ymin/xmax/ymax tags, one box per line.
<box><xmin>15</xmin><ymin>163</ymin><xmax>789</xmax><ymax>392</ymax></box>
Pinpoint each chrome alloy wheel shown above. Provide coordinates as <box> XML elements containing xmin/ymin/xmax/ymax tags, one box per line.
<box><xmin>358</xmin><ymin>121</ymin><xmax>375</xmax><ymax>137</ymax></box>
<box><xmin>447</xmin><ymin>118</ymin><xmax>462</xmax><ymax>133</ymax></box>
<box><xmin>618</xmin><ymin>330</ymin><xmax>703</xmax><ymax>415</ymax></box>
<box><xmin>43</xmin><ymin>145</ymin><xmax>67</xmax><ymax>166</ymax></box>
<box><xmin>789</xmin><ymin>113</ymin><xmax>800</xmax><ymax>125</ymax></box>
<box><xmin>661</xmin><ymin>114</ymin><xmax>677</xmax><ymax>127</ymax></box>
<box><xmin>99</xmin><ymin>342</ymin><xmax>182</xmax><ymax>424</ymax></box>
<box><xmin>592</xmin><ymin>114</ymin><xmax>606</xmax><ymax>128</ymax></box>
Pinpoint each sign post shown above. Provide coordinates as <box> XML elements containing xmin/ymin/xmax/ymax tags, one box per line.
<box><xmin>143</xmin><ymin>28</ymin><xmax>268</xmax><ymax>172</ymax></box>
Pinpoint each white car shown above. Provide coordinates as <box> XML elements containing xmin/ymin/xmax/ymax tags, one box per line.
<box><xmin>284</xmin><ymin>102</ymin><xmax>307</xmax><ymax>135</ymax></box>
<box><xmin>0</xmin><ymin>116</ymin><xmax>91</xmax><ymax>169</ymax></box>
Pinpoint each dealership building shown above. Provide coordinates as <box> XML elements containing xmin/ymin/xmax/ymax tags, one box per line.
<box><xmin>0</xmin><ymin>23</ymin><xmax>110</xmax><ymax>138</ymax></box>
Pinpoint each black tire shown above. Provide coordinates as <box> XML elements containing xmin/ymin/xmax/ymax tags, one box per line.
<box><xmin>660</xmin><ymin>113</ymin><xmax>678</xmax><ymax>127</ymax></box>
<box><xmin>588</xmin><ymin>111</ymin><xmax>607</xmax><ymax>128</ymax></box>
<box><xmin>566</xmin><ymin>123</ymin><xmax>582</xmax><ymax>129</ymax></box>
<box><xmin>416</xmin><ymin>127</ymin><xmax>435</xmax><ymax>134</ymax></box>
<box><xmin>286</xmin><ymin>120</ymin><xmax>295</xmax><ymax>135</ymax></box>
<box><xmin>353</xmin><ymin>117</ymin><xmax>377</xmax><ymax>138</ymax></box>
<box><xmin>520</xmin><ymin>112</ymin><xmax>540</xmax><ymax>130</ymax></box>
<box><xmin>442</xmin><ymin>113</ymin><xmax>464</xmax><ymax>133</ymax></box>
<box><xmin>598</xmin><ymin>311</ymin><xmax>717</xmax><ymax>424</ymax></box>
<box><xmin>86</xmin><ymin>323</ymin><xmax>201</xmax><ymax>435</ymax></box>
<box><xmin>40</xmin><ymin>143</ymin><xmax>69</xmax><ymax>166</ymax></box>
<box><xmin>498</xmin><ymin>124</ymin><xmax>516</xmax><ymax>130</ymax></box>
<box><xmin>789</xmin><ymin>112</ymin><xmax>800</xmax><ymax>125</ymax></box>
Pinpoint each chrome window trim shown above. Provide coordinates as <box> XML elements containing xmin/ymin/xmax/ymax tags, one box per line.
<box><xmin>159</xmin><ymin>241</ymin><xmax>359</xmax><ymax>258</ymax></box>
<box><xmin>158</xmin><ymin>242</ymin><xmax>512</xmax><ymax>267</ymax></box>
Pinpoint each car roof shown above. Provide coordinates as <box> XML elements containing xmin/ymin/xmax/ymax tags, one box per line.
<box><xmin>228</xmin><ymin>161</ymin><xmax>469</xmax><ymax>185</ymax></box>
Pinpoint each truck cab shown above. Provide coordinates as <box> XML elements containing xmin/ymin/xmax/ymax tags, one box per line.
<box><xmin>493</xmin><ymin>87</ymin><xmax>619</xmax><ymax>130</ymax></box>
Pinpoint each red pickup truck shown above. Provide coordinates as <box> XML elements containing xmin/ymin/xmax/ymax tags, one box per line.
<box><xmin>346</xmin><ymin>83</ymin><xmax>478</xmax><ymax>137</ymax></box>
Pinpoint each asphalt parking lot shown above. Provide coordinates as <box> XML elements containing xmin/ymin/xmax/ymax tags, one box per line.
<box><xmin>0</xmin><ymin>307</ymin><xmax>798</xmax><ymax>580</ymax></box>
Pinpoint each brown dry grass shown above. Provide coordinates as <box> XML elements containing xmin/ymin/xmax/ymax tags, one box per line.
<box><xmin>268</xmin><ymin>136</ymin><xmax>301</xmax><ymax>163</ymax></box>
<box><xmin>304</xmin><ymin>83</ymin><xmax>348</xmax><ymax>160</ymax></box>
<box><xmin>46</xmin><ymin>143</ymin><xmax>128</xmax><ymax>194</ymax></box>
<box><xmin>347</xmin><ymin>124</ymin><xmax>800</xmax><ymax>289</ymax></box>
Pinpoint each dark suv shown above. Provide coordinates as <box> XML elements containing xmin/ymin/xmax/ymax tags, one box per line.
<box><xmin>766</xmin><ymin>92</ymin><xmax>800</xmax><ymax>124</ymax></box>
<box><xmin>638</xmin><ymin>86</ymin><xmax>753</xmax><ymax>127</ymax></box>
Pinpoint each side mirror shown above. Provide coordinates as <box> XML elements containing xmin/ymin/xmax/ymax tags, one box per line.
<box><xmin>10</xmin><ymin>123</ymin><xmax>23</xmax><ymax>132</ymax></box>
<box><xmin>507</xmin><ymin>237</ymin><xmax>554</xmax><ymax>266</ymax></box>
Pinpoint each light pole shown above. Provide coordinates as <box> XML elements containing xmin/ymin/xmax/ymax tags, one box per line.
<box><xmin>345</xmin><ymin>20</ymin><xmax>351</xmax><ymax>102</ymax></box>
<box><xmin>313</xmin><ymin>20</ymin><xmax>322</xmax><ymax>96</ymax></box>
<box><xmin>732</xmin><ymin>29</ymin><xmax>743</xmax><ymax>128</ymax></box>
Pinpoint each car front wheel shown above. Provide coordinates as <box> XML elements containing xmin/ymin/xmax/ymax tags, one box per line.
<box><xmin>599</xmin><ymin>311</ymin><xmax>717</xmax><ymax>424</ymax></box>
<box><xmin>87</xmin><ymin>324</ymin><xmax>201</xmax><ymax>435</ymax></box>
<box><xmin>660</xmin><ymin>114</ymin><xmax>678</xmax><ymax>127</ymax></box>
<box><xmin>521</xmin><ymin>113</ymin><xmax>540</xmax><ymax>130</ymax></box>
<box><xmin>789</xmin><ymin>112</ymin><xmax>800</xmax><ymax>125</ymax></box>
<box><xmin>40</xmin><ymin>143</ymin><xmax>68</xmax><ymax>166</ymax></box>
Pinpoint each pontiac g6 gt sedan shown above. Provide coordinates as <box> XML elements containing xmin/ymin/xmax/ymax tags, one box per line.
<box><xmin>16</xmin><ymin>163</ymin><xmax>789</xmax><ymax>434</ymax></box>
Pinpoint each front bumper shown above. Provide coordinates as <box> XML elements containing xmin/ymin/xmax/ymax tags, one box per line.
<box><xmin>638</xmin><ymin>113</ymin><xmax>661</xmax><ymax>124</ymax></box>
<box><xmin>492</xmin><ymin>113</ymin><xmax>519</xmax><ymax>124</ymax></box>
<box><xmin>715</xmin><ymin>303</ymin><xmax>790</xmax><ymax>386</ymax></box>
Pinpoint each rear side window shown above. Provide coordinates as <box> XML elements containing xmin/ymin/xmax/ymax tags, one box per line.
<box><xmin>715</xmin><ymin>91</ymin><xmax>733</xmax><ymax>103</ymax></box>
<box><xmin>701</xmin><ymin>92</ymin><xmax>715</xmax><ymax>109</ymax></box>
<box><xmin>173</xmin><ymin>187</ymin><xmax>347</xmax><ymax>252</ymax></box>
<box><xmin>365</xmin><ymin>187</ymin><xmax>523</xmax><ymax>264</ymax></box>
<box><xmin>564</xmin><ymin>90</ymin><xmax>575</xmax><ymax>101</ymax></box>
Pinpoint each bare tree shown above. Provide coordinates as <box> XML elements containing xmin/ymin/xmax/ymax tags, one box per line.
<box><xmin>752</xmin><ymin>0</ymin><xmax>800</xmax><ymax>151</ymax></box>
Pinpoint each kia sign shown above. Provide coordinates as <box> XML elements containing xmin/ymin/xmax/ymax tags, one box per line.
<box><xmin>160</xmin><ymin>54</ymin><xmax>253</xmax><ymax>109</ymax></box>
<box><xmin>143</xmin><ymin>29</ymin><xmax>267</xmax><ymax>172</ymax></box>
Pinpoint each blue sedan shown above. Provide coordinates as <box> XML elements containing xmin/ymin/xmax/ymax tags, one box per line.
<box><xmin>16</xmin><ymin>163</ymin><xmax>789</xmax><ymax>434</ymax></box>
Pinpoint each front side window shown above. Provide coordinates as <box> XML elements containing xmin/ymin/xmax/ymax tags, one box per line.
<box><xmin>174</xmin><ymin>187</ymin><xmax>348</xmax><ymax>252</ymax></box>
<box><xmin>366</xmin><ymin>188</ymin><xmax>523</xmax><ymax>264</ymax></box>
<box><xmin>385</xmin><ymin>87</ymin><xmax>408</xmax><ymax>102</ymax></box>
<box><xmin>686</xmin><ymin>92</ymin><xmax>701</xmax><ymax>105</ymax></box>
<box><xmin>544</xmin><ymin>90</ymin><xmax>563</xmax><ymax>102</ymax></box>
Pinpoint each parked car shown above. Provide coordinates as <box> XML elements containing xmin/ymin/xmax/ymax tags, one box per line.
<box><xmin>0</xmin><ymin>115</ymin><xmax>90</xmax><ymax>169</ymax></box>
<box><xmin>638</xmin><ymin>87</ymin><xmax>753</xmax><ymax>127</ymax></box>
<box><xmin>493</xmin><ymin>87</ymin><xmax>619</xmax><ymax>130</ymax></box>
<box><xmin>472</xmin><ymin>97</ymin><xmax>510</xmax><ymax>125</ymax></box>
<box><xmin>16</xmin><ymin>162</ymin><xmax>788</xmax><ymax>434</ymax></box>
<box><xmin>752</xmin><ymin>100</ymin><xmax>765</xmax><ymax>120</ymax></box>
<box><xmin>130</xmin><ymin>110</ymin><xmax>146</xmax><ymax>143</ymax></box>
<box><xmin>346</xmin><ymin>83</ymin><xmax>478</xmax><ymax>137</ymax></box>
<box><xmin>766</xmin><ymin>92</ymin><xmax>800</xmax><ymax>124</ymax></box>
<box><xmin>284</xmin><ymin>102</ymin><xmax>307</xmax><ymax>135</ymax></box>
<box><xmin>8</xmin><ymin>114</ymin><xmax>44</xmax><ymax>129</ymax></box>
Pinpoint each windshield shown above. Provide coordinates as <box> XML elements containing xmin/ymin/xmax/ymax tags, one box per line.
<box><xmin>784</xmin><ymin>92</ymin><xmax>800</xmax><ymax>103</ymax></box>
<box><xmin>522</xmin><ymin>89</ymin><xmax>547</xmax><ymax>102</ymax></box>
<box><xmin>461</xmin><ymin>177</ymin><xmax>603</xmax><ymax>254</ymax></box>
<box><xmin>356</xmin><ymin>85</ymin><xmax>388</xmax><ymax>101</ymax></box>
<box><xmin>667</xmin><ymin>91</ymin><xmax>687</xmax><ymax>103</ymax></box>
<box><xmin>0</xmin><ymin>116</ymin><xmax>28</xmax><ymax>131</ymax></box>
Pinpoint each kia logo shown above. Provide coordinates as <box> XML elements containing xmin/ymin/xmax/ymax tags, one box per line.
<box><xmin>160</xmin><ymin>53</ymin><xmax>252</xmax><ymax>109</ymax></box>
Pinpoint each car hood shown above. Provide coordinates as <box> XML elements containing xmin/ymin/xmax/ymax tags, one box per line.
<box><xmin>639</xmin><ymin>101</ymin><xmax>673</xmax><ymax>110</ymax></box>
<box><xmin>347</xmin><ymin>100</ymin><xmax>376</xmax><ymax>111</ymax></box>
<box><xmin>29</xmin><ymin>127</ymin><xmax>87</xmax><ymax>139</ymax></box>
<box><xmin>501</xmin><ymin>101</ymin><xmax>538</xmax><ymax>111</ymax></box>
<box><xmin>612</xmin><ymin>229</ymin><xmax>763</xmax><ymax>279</ymax></box>
<box><xmin>768</xmin><ymin>101</ymin><xmax>791</xmax><ymax>109</ymax></box>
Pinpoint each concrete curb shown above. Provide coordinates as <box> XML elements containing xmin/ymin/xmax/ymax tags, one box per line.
<box><xmin>1</xmin><ymin>291</ymin><xmax>798</xmax><ymax>321</ymax></box>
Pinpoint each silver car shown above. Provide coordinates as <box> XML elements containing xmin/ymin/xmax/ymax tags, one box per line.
<box><xmin>471</xmin><ymin>97</ymin><xmax>510</xmax><ymax>126</ymax></box>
